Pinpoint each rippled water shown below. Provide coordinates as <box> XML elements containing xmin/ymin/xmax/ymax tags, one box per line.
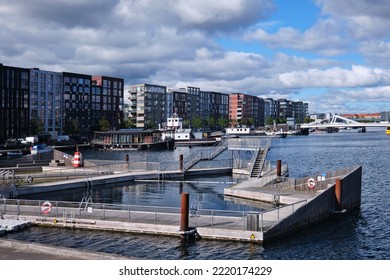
<box><xmin>5</xmin><ymin>128</ymin><xmax>390</xmax><ymax>259</ymax></box>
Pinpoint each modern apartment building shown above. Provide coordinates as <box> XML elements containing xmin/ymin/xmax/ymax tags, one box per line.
<box><xmin>264</xmin><ymin>98</ymin><xmax>279</xmax><ymax>121</ymax></box>
<box><xmin>186</xmin><ymin>86</ymin><xmax>200</xmax><ymax>121</ymax></box>
<box><xmin>30</xmin><ymin>68</ymin><xmax>63</xmax><ymax>136</ymax></box>
<box><xmin>0</xmin><ymin>63</ymin><xmax>30</xmax><ymax>142</ymax></box>
<box><xmin>380</xmin><ymin>111</ymin><xmax>390</xmax><ymax>122</ymax></box>
<box><xmin>91</xmin><ymin>76</ymin><xmax>124</xmax><ymax>131</ymax></box>
<box><xmin>277</xmin><ymin>99</ymin><xmax>309</xmax><ymax>124</ymax></box>
<box><xmin>128</xmin><ymin>83</ymin><xmax>167</xmax><ymax>128</ymax></box>
<box><xmin>292</xmin><ymin>101</ymin><xmax>309</xmax><ymax>123</ymax></box>
<box><xmin>229</xmin><ymin>93</ymin><xmax>264</xmax><ymax>127</ymax></box>
<box><xmin>199</xmin><ymin>90</ymin><xmax>229</xmax><ymax>129</ymax></box>
<box><xmin>171</xmin><ymin>88</ymin><xmax>187</xmax><ymax>120</ymax></box>
<box><xmin>62</xmin><ymin>72</ymin><xmax>92</xmax><ymax>138</ymax></box>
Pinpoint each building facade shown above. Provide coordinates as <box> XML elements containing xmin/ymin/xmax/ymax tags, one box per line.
<box><xmin>91</xmin><ymin>76</ymin><xmax>124</xmax><ymax>131</ymax></box>
<box><xmin>264</xmin><ymin>98</ymin><xmax>279</xmax><ymax>122</ymax></box>
<box><xmin>128</xmin><ymin>83</ymin><xmax>167</xmax><ymax>128</ymax></box>
<box><xmin>30</xmin><ymin>68</ymin><xmax>63</xmax><ymax>136</ymax></box>
<box><xmin>171</xmin><ymin>88</ymin><xmax>187</xmax><ymax>120</ymax></box>
<box><xmin>0</xmin><ymin>63</ymin><xmax>30</xmax><ymax>142</ymax></box>
<box><xmin>62</xmin><ymin>72</ymin><xmax>92</xmax><ymax>138</ymax></box>
<box><xmin>199</xmin><ymin>90</ymin><xmax>229</xmax><ymax>129</ymax></box>
<box><xmin>229</xmin><ymin>93</ymin><xmax>264</xmax><ymax>128</ymax></box>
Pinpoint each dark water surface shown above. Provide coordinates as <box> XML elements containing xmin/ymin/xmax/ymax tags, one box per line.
<box><xmin>5</xmin><ymin>129</ymin><xmax>390</xmax><ymax>259</ymax></box>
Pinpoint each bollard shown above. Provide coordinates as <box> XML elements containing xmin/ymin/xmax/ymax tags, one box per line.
<box><xmin>180</xmin><ymin>192</ymin><xmax>189</xmax><ymax>232</ymax></box>
<box><xmin>276</xmin><ymin>160</ymin><xmax>282</xmax><ymax>177</ymax></box>
<box><xmin>335</xmin><ymin>178</ymin><xmax>342</xmax><ymax>211</ymax></box>
<box><xmin>179</xmin><ymin>154</ymin><xmax>183</xmax><ymax>171</ymax></box>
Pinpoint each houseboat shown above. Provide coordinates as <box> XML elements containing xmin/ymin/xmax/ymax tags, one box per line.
<box><xmin>160</xmin><ymin>116</ymin><xmax>220</xmax><ymax>147</ymax></box>
<box><xmin>91</xmin><ymin>129</ymin><xmax>175</xmax><ymax>150</ymax></box>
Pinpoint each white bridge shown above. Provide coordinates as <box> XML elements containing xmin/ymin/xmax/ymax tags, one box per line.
<box><xmin>301</xmin><ymin>114</ymin><xmax>390</xmax><ymax>132</ymax></box>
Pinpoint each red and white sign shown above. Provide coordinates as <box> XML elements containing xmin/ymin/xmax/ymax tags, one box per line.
<box><xmin>41</xmin><ymin>201</ymin><xmax>53</xmax><ymax>215</ymax></box>
<box><xmin>307</xmin><ymin>178</ymin><xmax>316</xmax><ymax>189</ymax></box>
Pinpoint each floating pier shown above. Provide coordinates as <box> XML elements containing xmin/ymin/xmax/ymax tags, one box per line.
<box><xmin>0</xmin><ymin>218</ymin><xmax>32</xmax><ymax>234</ymax></box>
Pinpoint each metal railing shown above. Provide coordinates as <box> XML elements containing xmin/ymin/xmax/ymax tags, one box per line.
<box><xmin>258</xmin><ymin>200</ymin><xmax>307</xmax><ymax>231</ymax></box>
<box><xmin>261</xmin><ymin>166</ymin><xmax>359</xmax><ymax>193</ymax></box>
<box><xmin>227</xmin><ymin>137</ymin><xmax>272</xmax><ymax>151</ymax></box>
<box><xmin>182</xmin><ymin>140</ymin><xmax>228</xmax><ymax>171</ymax></box>
<box><xmin>0</xmin><ymin>198</ymin><xmax>307</xmax><ymax>232</ymax></box>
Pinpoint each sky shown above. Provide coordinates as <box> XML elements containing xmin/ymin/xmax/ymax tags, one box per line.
<box><xmin>1</xmin><ymin>0</ymin><xmax>390</xmax><ymax>113</ymax></box>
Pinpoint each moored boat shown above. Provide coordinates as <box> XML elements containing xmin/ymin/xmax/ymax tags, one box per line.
<box><xmin>30</xmin><ymin>144</ymin><xmax>54</xmax><ymax>154</ymax></box>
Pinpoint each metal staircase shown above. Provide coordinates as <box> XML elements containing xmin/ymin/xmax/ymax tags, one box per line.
<box><xmin>0</xmin><ymin>170</ymin><xmax>17</xmax><ymax>199</ymax></box>
<box><xmin>250</xmin><ymin>147</ymin><xmax>269</xmax><ymax>178</ymax></box>
<box><xmin>182</xmin><ymin>140</ymin><xmax>227</xmax><ymax>172</ymax></box>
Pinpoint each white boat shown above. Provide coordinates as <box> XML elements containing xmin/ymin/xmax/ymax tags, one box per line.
<box><xmin>7</xmin><ymin>151</ymin><xmax>23</xmax><ymax>156</ymax></box>
<box><xmin>30</xmin><ymin>144</ymin><xmax>53</xmax><ymax>154</ymax></box>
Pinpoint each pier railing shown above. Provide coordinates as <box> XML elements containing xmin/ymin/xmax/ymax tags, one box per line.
<box><xmin>227</xmin><ymin>137</ymin><xmax>272</xmax><ymax>151</ymax></box>
<box><xmin>0</xmin><ymin>198</ymin><xmax>305</xmax><ymax>233</ymax></box>
<box><xmin>262</xmin><ymin>166</ymin><xmax>360</xmax><ymax>193</ymax></box>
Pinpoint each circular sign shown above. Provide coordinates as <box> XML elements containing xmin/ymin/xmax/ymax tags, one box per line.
<box><xmin>41</xmin><ymin>201</ymin><xmax>53</xmax><ymax>215</ymax></box>
<box><xmin>307</xmin><ymin>178</ymin><xmax>316</xmax><ymax>189</ymax></box>
<box><xmin>25</xmin><ymin>175</ymin><xmax>33</xmax><ymax>184</ymax></box>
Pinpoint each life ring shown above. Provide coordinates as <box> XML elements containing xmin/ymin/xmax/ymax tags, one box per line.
<box><xmin>41</xmin><ymin>201</ymin><xmax>53</xmax><ymax>215</ymax></box>
<box><xmin>307</xmin><ymin>178</ymin><xmax>316</xmax><ymax>189</ymax></box>
<box><xmin>25</xmin><ymin>175</ymin><xmax>33</xmax><ymax>184</ymax></box>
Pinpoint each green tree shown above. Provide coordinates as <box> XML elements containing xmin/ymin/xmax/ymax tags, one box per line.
<box><xmin>191</xmin><ymin>117</ymin><xmax>203</xmax><ymax>129</ymax></box>
<box><xmin>265</xmin><ymin>117</ymin><xmax>275</xmax><ymax>126</ymax></box>
<box><xmin>183</xmin><ymin>119</ymin><xmax>191</xmax><ymax>128</ymax></box>
<box><xmin>206</xmin><ymin>116</ymin><xmax>216</xmax><ymax>130</ymax></box>
<box><xmin>64</xmin><ymin>118</ymin><xmax>80</xmax><ymax>137</ymax></box>
<box><xmin>218</xmin><ymin>117</ymin><xmax>229</xmax><ymax>129</ymax></box>
<box><xmin>146</xmin><ymin>119</ymin><xmax>156</xmax><ymax>129</ymax></box>
<box><xmin>241</xmin><ymin>118</ymin><xmax>254</xmax><ymax>126</ymax></box>
<box><xmin>122</xmin><ymin>118</ymin><xmax>136</xmax><ymax>129</ymax></box>
<box><xmin>303</xmin><ymin>117</ymin><xmax>315</xmax><ymax>123</ymax></box>
<box><xmin>30</xmin><ymin>117</ymin><xmax>44</xmax><ymax>135</ymax></box>
<box><xmin>99</xmin><ymin>118</ymin><xmax>110</xmax><ymax>131</ymax></box>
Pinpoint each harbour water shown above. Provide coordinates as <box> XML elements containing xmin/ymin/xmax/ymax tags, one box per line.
<box><xmin>4</xmin><ymin>128</ymin><xmax>390</xmax><ymax>259</ymax></box>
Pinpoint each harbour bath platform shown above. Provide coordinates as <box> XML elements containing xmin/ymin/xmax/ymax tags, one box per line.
<box><xmin>1</xmin><ymin>163</ymin><xmax>362</xmax><ymax>244</ymax></box>
<box><xmin>0</xmin><ymin>138</ymin><xmax>362</xmax><ymax>245</ymax></box>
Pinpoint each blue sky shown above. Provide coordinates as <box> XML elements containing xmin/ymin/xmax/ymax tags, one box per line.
<box><xmin>1</xmin><ymin>0</ymin><xmax>390</xmax><ymax>113</ymax></box>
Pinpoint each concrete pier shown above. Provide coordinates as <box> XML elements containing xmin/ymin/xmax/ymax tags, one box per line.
<box><xmin>1</xmin><ymin>154</ymin><xmax>362</xmax><ymax>244</ymax></box>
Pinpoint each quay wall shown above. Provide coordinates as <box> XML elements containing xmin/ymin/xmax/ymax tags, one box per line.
<box><xmin>263</xmin><ymin>166</ymin><xmax>362</xmax><ymax>242</ymax></box>
<box><xmin>9</xmin><ymin>215</ymin><xmax>263</xmax><ymax>243</ymax></box>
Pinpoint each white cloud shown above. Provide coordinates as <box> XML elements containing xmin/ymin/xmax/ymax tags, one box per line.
<box><xmin>359</xmin><ymin>41</ymin><xmax>390</xmax><ymax>67</ymax></box>
<box><xmin>308</xmin><ymin>86</ymin><xmax>390</xmax><ymax>113</ymax></box>
<box><xmin>316</xmin><ymin>0</ymin><xmax>390</xmax><ymax>39</ymax></box>
<box><xmin>173</xmin><ymin>0</ymin><xmax>275</xmax><ymax>30</ymax></box>
<box><xmin>279</xmin><ymin>65</ymin><xmax>390</xmax><ymax>88</ymax></box>
<box><xmin>244</xmin><ymin>18</ymin><xmax>348</xmax><ymax>56</ymax></box>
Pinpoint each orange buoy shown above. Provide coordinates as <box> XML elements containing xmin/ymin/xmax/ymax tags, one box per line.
<box><xmin>73</xmin><ymin>151</ymin><xmax>83</xmax><ymax>167</ymax></box>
